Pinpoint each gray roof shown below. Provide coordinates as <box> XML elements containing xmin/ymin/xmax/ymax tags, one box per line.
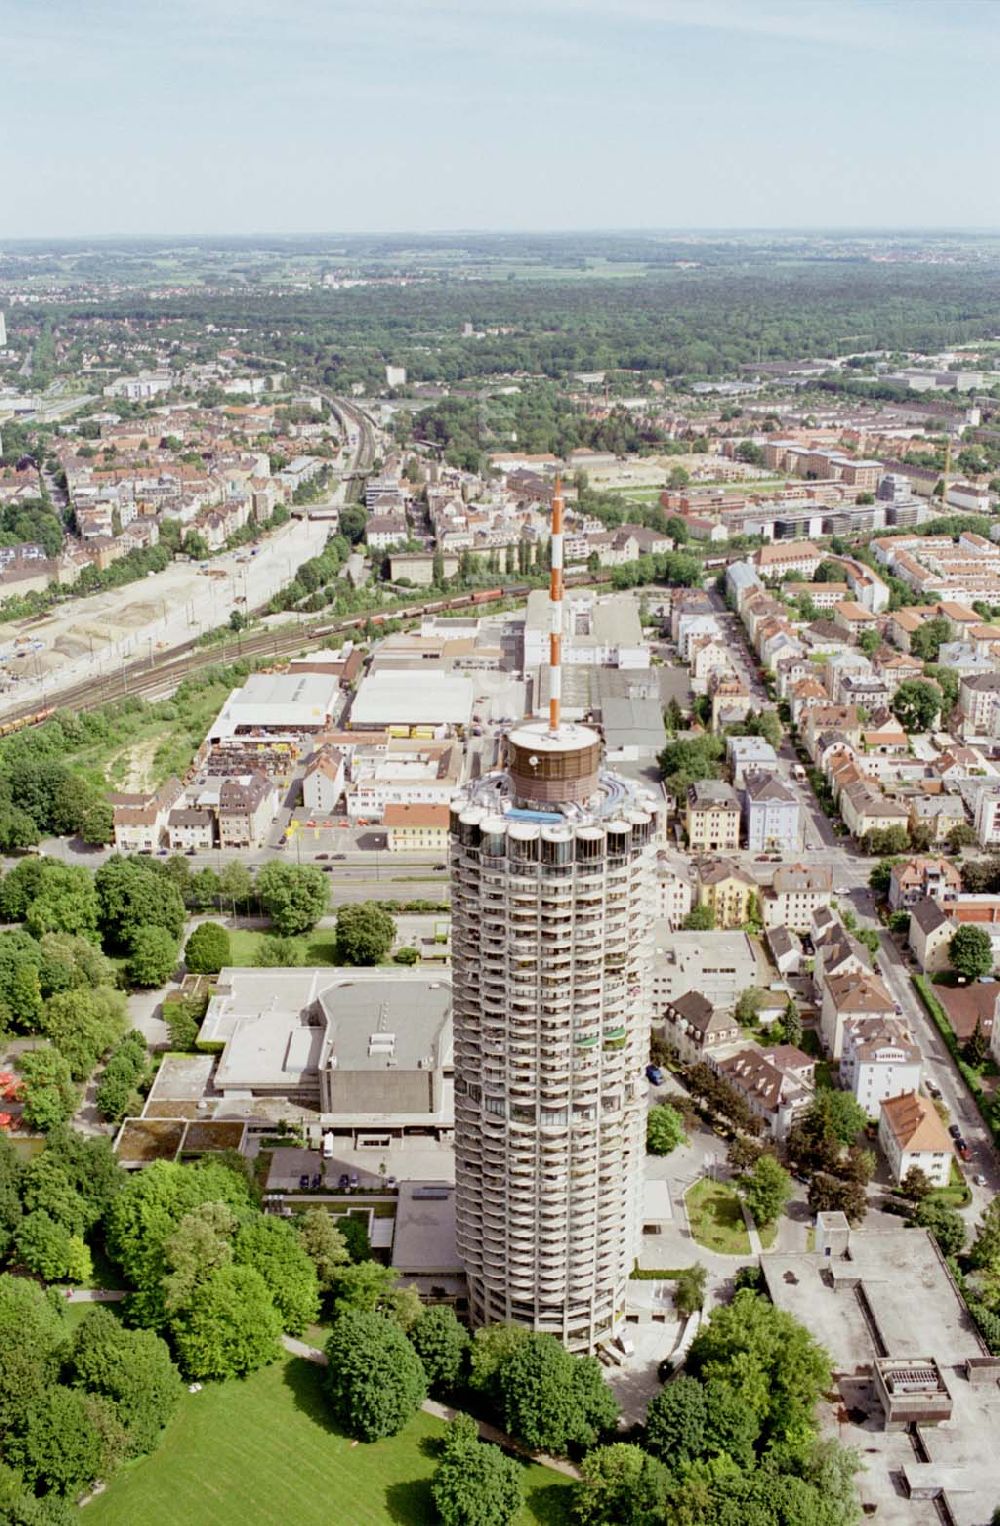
<box><xmin>601</xmin><ymin>696</ymin><xmax>667</xmax><ymax>750</ymax></box>
<box><xmin>743</xmin><ymin>771</ymin><xmax>796</xmax><ymax>804</ymax></box>
<box><xmin>689</xmin><ymin>779</ymin><xmax>740</xmax><ymax>810</ymax></box>
<box><xmin>909</xmin><ymin>897</ymin><xmax>951</xmax><ymax>935</ymax></box>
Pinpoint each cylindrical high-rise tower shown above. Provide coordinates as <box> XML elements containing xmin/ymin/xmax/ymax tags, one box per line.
<box><xmin>450</xmin><ymin>480</ymin><xmax>660</xmax><ymax>1353</ymax></box>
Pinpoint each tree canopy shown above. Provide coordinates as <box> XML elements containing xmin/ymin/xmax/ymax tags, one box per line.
<box><xmin>323</xmin><ymin>1310</ymin><xmax>427</xmax><ymax>1440</ymax></box>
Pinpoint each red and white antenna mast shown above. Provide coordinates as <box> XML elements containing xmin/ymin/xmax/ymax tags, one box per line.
<box><xmin>548</xmin><ymin>475</ymin><xmax>564</xmax><ymax>735</ymax></box>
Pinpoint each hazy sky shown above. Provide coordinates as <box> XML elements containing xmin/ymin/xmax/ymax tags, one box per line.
<box><xmin>3</xmin><ymin>0</ymin><xmax>998</xmax><ymax>237</ymax></box>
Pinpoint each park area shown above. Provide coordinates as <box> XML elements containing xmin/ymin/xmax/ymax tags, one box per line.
<box><xmin>685</xmin><ymin>1177</ymin><xmax>777</xmax><ymax>1255</ymax></box>
<box><xmin>86</xmin><ymin>1355</ymin><xmax>573</xmax><ymax>1526</ymax></box>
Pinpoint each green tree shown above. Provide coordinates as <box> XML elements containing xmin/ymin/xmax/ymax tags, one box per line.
<box><xmin>912</xmin><ymin>1199</ymin><xmax>966</xmax><ymax>1258</ymax></box>
<box><xmin>19</xmin><ymin>1049</ymin><xmax>77</xmax><ymax>1132</ymax></box>
<box><xmin>431</xmin><ymin>1417</ymin><xmax>524</xmax><ymax>1526</ymax></box>
<box><xmin>409</xmin><ymin>1305</ymin><xmax>469</xmax><ymax>1393</ymax></box>
<box><xmin>808</xmin><ymin>1170</ymin><xmax>869</xmax><ymax>1224</ymax></box>
<box><xmin>868</xmin><ymin>857</ymin><xmax>901</xmax><ymax>896</ymax></box>
<box><xmin>702</xmin><ymin>1376</ymin><xmax>761</xmax><ymax>1467</ymax></box>
<box><xmin>323</xmin><ymin>1309</ymin><xmax>427</xmax><ymax>1440</ymax></box>
<box><xmin>857</xmin><ymin>626</ymin><xmax>880</xmax><ymax>658</ymax></box>
<box><xmin>106</xmin><ymin>1159</ymin><xmax>253</xmax><ymax>1327</ymax></box>
<box><xmin>892</xmin><ymin>678</ymin><xmax>941</xmax><ymax>733</ymax></box>
<box><xmin>126</xmin><ymin>926</ymin><xmax>178</xmax><ymax>989</ymax></box>
<box><xmin>644</xmin><ymin>1375</ymin><xmax>707</xmax><ymax>1465</ymax></box>
<box><xmin>687</xmin><ymin>1289</ymin><xmax>832</xmax><ymax>1447</ymax></box>
<box><xmin>646</xmin><ymin>1102</ymin><xmax>685</xmax><ymax>1156</ymax></box>
<box><xmin>327</xmin><ymin>1257</ymin><xmax>400</xmax><ymax>1315</ymax></box>
<box><xmin>950</xmin><ymin>924</ymin><xmax>994</xmax><ymax>981</ymax></box>
<box><xmin>673</xmin><ymin>1263</ymin><xmax>708</xmax><ymax>1318</ymax></box>
<box><xmin>37</xmin><ymin>931</ymin><xmax>115</xmax><ymax>996</ymax></box>
<box><xmin>682</xmin><ymin>904</ymin><xmax>715</xmax><ymax>931</ymax></box>
<box><xmin>573</xmin><ymin>1442</ymin><xmax>669</xmax><ymax>1525</ymax></box>
<box><xmin>24</xmin><ymin>865</ymin><xmax>101</xmax><ymax>942</ymax></box>
<box><xmin>0</xmin><ymin>1135</ymin><xmax>24</xmax><ymax>1260</ymax></box>
<box><xmin>496</xmin><ymin>1334</ymin><xmax>618</xmax><ymax>1455</ymax></box>
<box><xmin>741</xmin><ymin>1154</ymin><xmax>792</xmax><ymax>1229</ymax></box>
<box><xmin>468</xmin><ymin>1324</ymin><xmax>531</xmax><ymax>1398</ymax></box>
<box><xmin>183</xmin><ymin>921</ymin><xmax>231</xmax><ymax>974</ymax></box>
<box><xmin>970</xmin><ymin>1198</ymin><xmax>1000</xmax><ymax>1271</ymax></box>
<box><xmin>68</xmin><ymin>1307</ymin><xmax>182</xmax><ymax>1457</ymax></box>
<box><xmin>735</xmin><ymin>986</ymin><xmax>764</xmax><ymax>1026</ymax></box>
<box><xmin>94</xmin><ymin>856</ymin><xmax>186</xmax><ymax>950</ymax></box>
<box><xmin>809</xmin><ymin>1089</ymin><xmax>868</xmax><ymax>1149</ymax></box>
<box><xmin>79</xmin><ymin>799</ymin><xmax>115</xmax><ymax>847</ymax></box>
<box><xmin>15</xmin><ymin>1211</ymin><xmax>92</xmax><ymax>1284</ymax></box>
<box><xmin>234</xmin><ymin>1215</ymin><xmax>320</xmax><ymax>1335</ymax></box>
<box><xmin>335</xmin><ymin>900</ymin><xmax>395</xmax><ymax>964</ymax></box>
<box><xmin>171</xmin><ymin>1264</ymin><xmax>282</xmax><ymax>1380</ymax></box>
<box><xmin>162</xmin><ymin>1201</ymin><xmax>238</xmax><ymax>1316</ymax></box>
<box><xmin>256</xmin><ymin>862</ymin><xmax>328</xmax><ymax>935</ymax></box>
<box><xmin>0</xmin><ymin>1274</ymin><xmax>69</xmax><ymax>1432</ymax></box>
<box><xmin>5</xmin><ymin>1388</ymin><xmax>117</xmax><ymax>1498</ymax></box>
<box><xmin>900</xmin><ymin>1165</ymin><xmax>933</xmax><ymax>1200</ymax></box>
<box><xmin>294</xmin><ymin>1207</ymin><xmax>349</xmax><ymax>1293</ymax></box>
<box><xmin>37</xmin><ymin>985</ymin><xmax>127</xmax><ymax>1078</ymax></box>
<box><xmin>217</xmin><ymin>861</ymin><xmax>253</xmax><ymax>909</ymax></box>
<box><xmin>909</xmin><ymin>615</ymin><xmax>951</xmax><ymax>663</ymax></box>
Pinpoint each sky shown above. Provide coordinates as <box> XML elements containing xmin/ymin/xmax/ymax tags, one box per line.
<box><xmin>2</xmin><ymin>0</ymin><xmax>998</xmax><ymax>238</ymax></box>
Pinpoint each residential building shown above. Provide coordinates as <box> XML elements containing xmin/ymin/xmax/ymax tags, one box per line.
<box><xmin>742</xmin><ymin>772</ymin><xmax>801</xmax><ymax>854</ymax></box>
<box><xmin>973</xmin><ymin>784</ymin><xmax>1000</xmax><ymax>848</ymax></box>
<box><xmin>907</xmin><ymin>897</ymin><xmax>955</xmax><ymax>973</ymax></box>
<box><xmin>717</xmin><ymin>1045</ymin><xmax>814</xmax><ymax>1140</ymax></box>
<box><xmin>660</xmin><ymin>991</ymin><xmax>740</xmax><ymax>1065</ymax></box>
<box><xmin>959</xmin><ymin>673</ymin><xmax>1000</xmax><ymax>737</ymax></box>
<box><xmin>696</xmin><ymin>858</ymin><xmax>757</xmax><ymax>929</ymax></box>
<box><xmin>766</xmin><ymin>924</ymin><xmax>802</xmax><ymax>976</ymax></box>
<box><xmin>753</xmin><ymin>540</ymin><xmax>822</xmax><ymax>582</ymax></box>
<box><xmin>686</xmin><ymin>780</ymin><xmax>741</xmax><ymax>851</ymax></box>
<box><xmin>888</xmin><ymin>857</ymin><xmax>962</xmax><ymax>912</ymax></box>
<box><xmin>112</xmin><ymin>778</ymin><xmax>184</xmax><ymax>853</ymax></box>
<box><xmin>761</xmin><ymin>863</ymin><xmax>833</xmax><ymax>932</ymax></box>
<box><xmin>878</xmin><ymin>1091</ymin><xmax>953</xmax><ymax>1188</ymax></box>
<box><xmin>218</xmin><ymin>772</ymin><xmax>277</xmax><ymax>850</ymax></box>
<box><xmin>840</xmin><ymin>1018</ymin><xmax>922</xmax><ymax>1115</ymax></box>
<box><xmin>726</xmin><ymin>735</ymin><xmax>779</xmax><ymax>788</ymax></box>
<box><xmin>655</xmin><ymin>858</ymin><xmax>695</xmax><ymax>926</ymax></box>
<box><xmin>384</xmin><ymin>803</ymin><xmax>450</xmax><ymax>853</ymax></box>
<box><xmin>820</xmin><ymin>967</ymin><xmax>895</xmax><ymax>1060</ymax></box>
<box><xmin>302</xmin><ymin>746</ymin><xmax>346</xmax><ymax>814</ymax></box>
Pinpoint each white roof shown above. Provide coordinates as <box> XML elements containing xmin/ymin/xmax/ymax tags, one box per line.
<box><xmin>350</xmin><ymin>669</ymin><xmax>475</xmax><ymax>727</ymax></box>
<box><xmin>211</xmin><ymin>672</ymin><xmax>340</xmax><ymax>735</ymax></box>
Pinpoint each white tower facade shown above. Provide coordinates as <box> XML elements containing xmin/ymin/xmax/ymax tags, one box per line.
<box><xmin>0</xmin><ymin>312</ymin><xmax>6</xmax><ymax>349</ymax></box>
<box><xmin>450</xmin><ymin>481</ymin><xmax>660</xmax><ymax>1352</ymax></box>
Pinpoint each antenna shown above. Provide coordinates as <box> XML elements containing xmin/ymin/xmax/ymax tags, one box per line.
<box><xmin>548</xmin><ymin>475</ymin><xmax>564</xmax><ymax>734</ymax></box>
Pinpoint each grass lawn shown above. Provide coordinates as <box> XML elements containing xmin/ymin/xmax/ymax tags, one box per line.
<box><xmin>86</xmin><ymin>1356</ymin><xmax>572</xmax><ymax>1526</ymax></box>
<box><xmin>225</xmin><ymin>926</ymin><xmax>341</xmax><ymax>967</ymax></box>
<box><xmin>685</xmin><ymin>1178</ymin><xmax>751</xmax><ymax>1255</ymax></box>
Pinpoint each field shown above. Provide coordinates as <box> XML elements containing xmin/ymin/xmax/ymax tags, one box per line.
<box><xmin>85</xmin><ymin>1356</ymin><xmax>572</xmax><ymax>1526</ymax></box>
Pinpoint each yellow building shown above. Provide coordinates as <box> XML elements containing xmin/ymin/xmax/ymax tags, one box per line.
<box><xmin>697</xmin><ymin>858</ymin><xmax>758</xmax><ymax>928</ymax></box>
<box><xmin>384</xmin><ymin>803</ymin><xmax>451</xmax><ymax>854</ymax></box>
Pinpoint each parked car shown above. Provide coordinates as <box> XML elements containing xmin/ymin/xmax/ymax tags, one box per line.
<box><xmin>975</xmin><ymin>1174</ymin><xmax>988</xmax><ymax>1187</ymax></box>
<box><xmin>338</xmin><ymin>1173</ymin><xmax>349</xmax><ymax>1190</ymax></box>
<box><xmin>316</xmin><ymin>853</ymin><xmax>329</xmax><ymax>861</ymax></box>
<box><xmin>926</xmin><ymin>1079</ymin><xmax>942</xmax><ymax>1099</ymax></box>
<box><xmin>958</xmin><ymin>1144</ymin><xmax>972</xmax><ymax>1163</ymax></box>
<box><xmin>298</xmin><ymin>1174</ymin><xmax>310</xmax><ymax>1189</ymax></box>
<box><xmin>645</xmin><ymin>1064</ymin><xmax>665</xmax><ymax>1086</ymax></box>
<box><xmin>349</xmin><ymin>1173</ymin><xmax>359</xmax><ymax>1189</ymax></box>
<box><xmin>332</xmin><ymin>853</ymin><xmax>347</xmax><ymax>860</ymax></box>
<box><xmin>948</xmin><ymin>1124</ymin><xmax>962</xmax><ymax>1139</ymax></box>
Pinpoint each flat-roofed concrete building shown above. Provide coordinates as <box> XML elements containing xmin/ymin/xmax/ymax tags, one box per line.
<box><xmin>349</xmin><ymin>669</ymin><xmax>475</xmax><ymax>733</ymax></box>
<box><xmin>198</xmin><ymin>967</ymin><xmax>453</xmax><ymax>1140</ymax></box>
